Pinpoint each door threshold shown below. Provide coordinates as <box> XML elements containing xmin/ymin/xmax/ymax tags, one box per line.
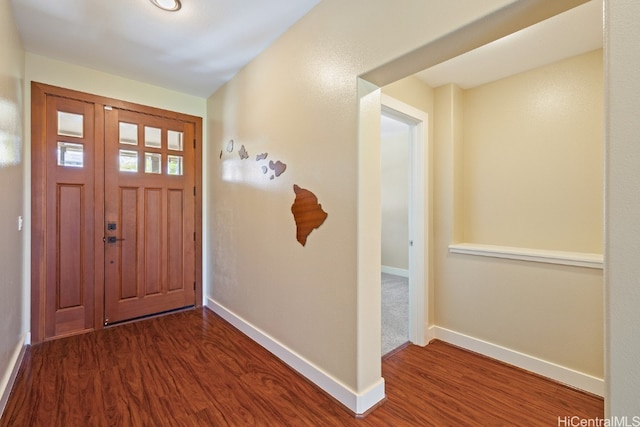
<box><xmin>382</xmin><ymin>342</ymin><xmax>411</xmax><ymax>360</ymax></box>
<box><xmin>104</xmin><ymin>305</ymin><xmax>196</xmax><ymax>328</ymax></box>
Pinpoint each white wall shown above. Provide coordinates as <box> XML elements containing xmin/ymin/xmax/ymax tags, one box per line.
<box><xmin>605</xmin><ymin>0</ymin><xmax>640</xmax><ymax>417</ymax></box>
<box><xmin>381</xmin><ymin>122</ymin><xmax>409</xmax><ymax>271</ymax></box>
<box><xmin>0</xmin><ymin>0</ymin><xmax>25</xmax><ymax>412</ymax></box>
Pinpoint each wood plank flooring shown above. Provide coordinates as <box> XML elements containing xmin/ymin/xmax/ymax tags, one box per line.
<box><xmin>1</xmin><ymin>308</ymin><xmax>603</xmax><ymax>426</ymax></box>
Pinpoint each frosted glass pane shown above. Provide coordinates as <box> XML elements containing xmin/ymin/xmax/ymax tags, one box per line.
<box><xmin>167</xmin><ymin>155</ymin><xmax>183</xmax><ymax>176</ymax></box>
<box><xmin>57</xmin><ymin>142</ymin><xmax>83</xmax><ymax>168</ymax></box>
<box><xmin>145</xmin><ymin>152</ymin><xmax>162</xmax><ymax>174</ymax></box>
<box><xmin>145</xmin><ymin>126</ymin><xmax>162</xmax><ymax>148</ymax></box>
<box><xmin>119</xmin><ymin>149</ymin><xmax>138</xmax><ymax>172</ymax></box>
<box><xmin>168</xmin><ymin>130</ymin><xmax>183</xmax><ymax>151</ymax></box>
<box><xmin>119</xmin><ymin>122</ymin><xmax>138</xmax><ymax>145</ymax></box>
<box><xmin>58</xmin><ymin>112</ymin><xmax>83</xmax><ymax>138</ymax></box>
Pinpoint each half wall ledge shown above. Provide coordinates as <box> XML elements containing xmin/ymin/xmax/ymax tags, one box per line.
<box><xmin>448</xmin><ymin>243</ymin><xmax>603</xmax><ymax>269</ymax></box>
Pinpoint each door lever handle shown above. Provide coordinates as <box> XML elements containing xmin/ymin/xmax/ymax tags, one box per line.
<box><xmin>105</xmin><ymin>236</ymin><xmax>126</xmax><ymax>243</ymax></box>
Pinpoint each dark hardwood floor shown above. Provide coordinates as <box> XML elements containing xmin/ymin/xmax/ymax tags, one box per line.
<box><xmin>1</xmin><ymin>308</ymin><xmax>603</xmax><ymax>426</ymax></box>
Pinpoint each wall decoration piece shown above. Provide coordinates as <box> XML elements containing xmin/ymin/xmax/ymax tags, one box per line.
<box><xmin>218</xmin><ymin>138</ymin><xmax>287</xmax><ymax>182</ymax></box>
<box><xmin>291</xmin><ymin>184</ymin><xmax>328</xmax><ymax>246</ymax></box>
<box><xmin>269</xmin><ymin>160</ymin><xmax>287</xmax><ymax>178</ymax></box>
<box><xmin>239</xmin><ymin>145</ymin><xmax>249</xmax><ymax>160</ymax></box>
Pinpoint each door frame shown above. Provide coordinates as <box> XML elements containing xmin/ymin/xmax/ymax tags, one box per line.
<box><xmin>30</xmin><ymin>82</ymin><xmax>203</xmax><ymax>343</ymax></box>
<box><xmin>381</xmin><ymin>94</ymin><xmax>429</xmax><ymax>346</ymax></box>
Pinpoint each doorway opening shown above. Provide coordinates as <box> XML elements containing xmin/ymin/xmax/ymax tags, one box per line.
<box><xmin>380</xmin><ymin>95</ymin><xmax>429</xmax><ymax>356</ymax></box>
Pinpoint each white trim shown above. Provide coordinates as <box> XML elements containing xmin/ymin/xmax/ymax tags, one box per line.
<box><xmin>448</xmin><ymin>242</ymin><xmax>603</xmax><ymax>269</ymax></box>
<box><xmin>0</xmin><ymin>333</ymin><xmax>28</xmax><ymax>417</ymax></box>
<box><xmin>429</xmin><ymin>325</ymin><xmax>604</xmax><ymax>396</ymax></box>
<box><xmin>381</xmin><ymin>94</ymin><xmax>430</xmax><ymax>347</ymax></box>
<box><xmin>206</xmin><ymin>298</ymin><xmax>386</xmax><ymax>415</ymax></box>
<box><xmin>381</xmin><ymin>266</ymin><xmax>409</xmax><ymax>278</ymax></box>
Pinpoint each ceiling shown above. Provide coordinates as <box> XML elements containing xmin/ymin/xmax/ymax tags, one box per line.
<box><xmin>415</xmin><ymin>0</ymin><xmax>603</xmax><ymax>89</ymax></box>
<box><xmin>11</xmin><ymin>1</ymin><xmax>602</xmax><ymax>99</ymax></box>
<box><xmin>11</xmin><ymin>0</ymin><xmax>321</xmax><ymax>97</ymax></box>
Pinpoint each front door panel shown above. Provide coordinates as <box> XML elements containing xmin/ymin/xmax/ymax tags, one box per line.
<box><xmin>104</xmin><ymin>108</ymin><xmax>195</xmax><ymax>324</ymax></box>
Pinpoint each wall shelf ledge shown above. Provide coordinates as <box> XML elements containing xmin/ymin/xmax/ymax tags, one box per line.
<box><xmin>448</xmin><ymin>243</ymin><xmax>603</xmax><ymax>269</ymax></box>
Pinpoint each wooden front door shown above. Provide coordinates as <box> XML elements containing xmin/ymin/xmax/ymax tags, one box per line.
<box><xmin>103</xmin><ymin>108</ymin><xmax>195</xmax><ymax>324</ymax></box>
<box><xmin>31</xmin><ymin>83</ymin><xmax>202</xmax><ymax>343</ymax></box>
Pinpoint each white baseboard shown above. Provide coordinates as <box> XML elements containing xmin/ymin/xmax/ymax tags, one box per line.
<box><xmin>206</xmin><ymin>298</ymin><xmax>385</xmax><ymax>415</ymax></box>
<box><xmin>429</xmin><ymin>326</ymin><xmax>604</xmax><ymax>396</ymax></box>
<box><xmin>381</xmin><ymin>266</ymin><xmax>409</xmax><ymax>277</ymax></box>
<box><xmin>0</xmin><ymin>333</ymin><xmax>28</xmax><ymax>418</ymax></box>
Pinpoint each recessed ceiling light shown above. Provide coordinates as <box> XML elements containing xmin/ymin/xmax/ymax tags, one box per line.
<box><xmin>150</xmin><ymin>0</ymin><xmax>181</xmax><ymax>12</ymax></box>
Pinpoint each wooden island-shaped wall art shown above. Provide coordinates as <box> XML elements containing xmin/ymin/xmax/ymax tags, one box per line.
<box><xmin>291</xmin><ymin>185</ymin><xmax>328</xmax><ymax>246</ymax></box>
<box><xmin>220</xmin><ymin>139</ymin><xmax>327</xmax><ymax>246</ymax></box>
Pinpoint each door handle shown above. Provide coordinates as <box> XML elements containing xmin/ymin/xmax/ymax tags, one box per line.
<box><xmin>105</xmin><ymin>236</ymin><xmax>125</xmax><ymax>243</ymax></box>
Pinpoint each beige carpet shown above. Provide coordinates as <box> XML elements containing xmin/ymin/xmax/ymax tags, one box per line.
<box><xmin>381</xmin><ymin>272</ymin><xmax>409</xmax><ymax>355</ymax></box>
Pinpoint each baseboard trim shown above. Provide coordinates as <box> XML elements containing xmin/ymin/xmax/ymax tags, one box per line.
<box><xmin>429</xmin><ymin>326</ymin><xmax>604</xmax><ymax>397</ymax></box>
<box><xmin>206</xmin><ymin>298</ymin><xmax>386</xmax><ymax>415</ymax></box>
<box><xmin>381</xmin><ymin>266</ymin><xmax>409</xmax><ymax>277</ymax></box>
<box><xmin>0</xmin><ymin>333</ymin><xmax>28</xmax><ymax>418</ymax></box>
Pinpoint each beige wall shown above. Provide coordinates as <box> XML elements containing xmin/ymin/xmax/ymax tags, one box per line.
<box><xmin>24</xmin><ymin>53</ymin><xmax>206</xmax><ymax>118</ymax></box>
<box><xmin>0</xmin><ymin>0</ymin><xmax>25</xmax><ymax>404</ymax></box>
<box><xmin>605</xmin><ymin>0</ymin><xmax>640</xmax><ymax>417</ymax></box>
<box><xmin>384</xmin><ymin>50</ymin><xmax>604</xmax><ymax>379</ymax></box>
<box><xmin>381</xmin><ymin>127</ymin><xmax>409</xmax><ymax>271</ymax></box>
<box><xmin>462</xmin><ymin>50</ymin><xmax>603</xmax><ymax>253</ymax></box>
<box><xmin>383</xmin><ymin>76</ymin><xmax>435</xmax><ymax>117</ymax></box>
<box><xmin>207</xmin><ymin>0</ymin><xmax>515</xmax><ymax>394</ymax></box>
<box><xmin>381</xmin><ymin>52</ymin><xmax>604</xmax><ymax>380</ymax></box>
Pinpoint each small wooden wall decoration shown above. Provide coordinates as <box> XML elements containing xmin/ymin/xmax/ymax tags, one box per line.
<box><xmin>291</xmin><ymin>185</ymin><xmax>328</xmax><ymax>246</ymax></box>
